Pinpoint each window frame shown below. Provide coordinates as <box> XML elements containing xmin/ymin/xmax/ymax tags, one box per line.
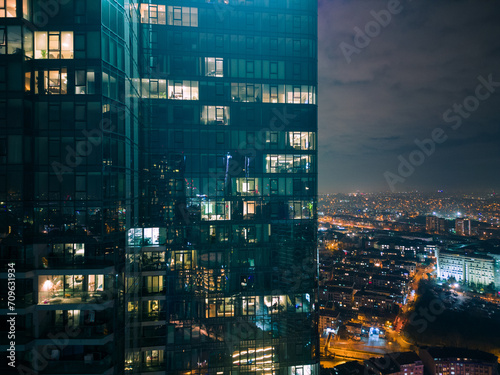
<box><xmin>35</xmin><ymin>31</ymin><xmax>73</xmax><ymax>59</ymax></box>
<box><xmin>0</xmin><ymin>0</ymin><xmax>16</xmax><ymax>18</ymax></box>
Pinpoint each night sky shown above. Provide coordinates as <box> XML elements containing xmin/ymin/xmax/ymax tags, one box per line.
<box><xmin>318</xmin><ymin>0</ymin><xmax>500</xmax><ymax>193</ymax></box>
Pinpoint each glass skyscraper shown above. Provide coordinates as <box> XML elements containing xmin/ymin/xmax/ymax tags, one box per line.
<box><xmin>0</xmin><ymin>1</ymin><xmax>318</xmax><ymax>374</ymax></box>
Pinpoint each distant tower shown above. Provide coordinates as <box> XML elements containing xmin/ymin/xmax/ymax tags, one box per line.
<box><xmin>455</xmin><ymin>218</ymin><xmax>472</xmax><ymax>236</ymax></box>
<box><xmin>426</xmin><ymin>216</ymin><xmax>446</xmax><ymax>234</ymax></box>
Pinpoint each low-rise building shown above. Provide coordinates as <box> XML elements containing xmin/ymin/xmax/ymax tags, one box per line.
<box><xmin>366</xmin><ymin>352</ymin><xmax>424</xmax><ymax>375</ymax></box>
<box><xmin>332</xmin><ymin>361</ymin><xmax>367</xmax><ymax>375</ymax></box>
<box><xmin>319</xmin><ymin>285</ymin><xmax>354</xmax><ymax>306</ymax></box>
<box><xmin>353</xmin><ymin>290</ymin><xmax>399</xmax><ymax>311</ymax></box>
<box><xmin>437</xmin><ymin>249</ymin><xmax>496</xmax><ymax>286</ymax></box>
<box><xmin>427</xmin><ymin>216</ymin><xmax>447</xmax><ymax>234</ymax></box>
<box><xmin>419</xmin><ymin>347</ymin><xmax>498</xmax><ymax>375</ymax></box>
<box><xmin>456</xmin><ymin>218</ymin><xmax>472</xmax><ymax>236</ymax></box>
<box><xmin>319</xmin><ymin>306</ymin><xmax>341</xmax><ymax>334</ymax></box>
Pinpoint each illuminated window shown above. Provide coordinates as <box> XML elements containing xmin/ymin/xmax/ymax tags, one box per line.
<box><xmin>127</xmin><ymin>301</ymin><xmax>138</xmax><ymax>313</ymax></box>
<box><xmin>42</xmin><ymin>69</ymin><xmax>68</xmax><ymax>94</ymax></box>
<box><xmin>145</xmin><ymin>276</ymin><xmax>164</xmax><ymax>293</ymax></box>
<box><xmin>167</xmin><ymin>80</ymin><xmax>198</xmax><ymax>100</ymax></box>
<box><xmin>264</xmin><ymin>295</ymin><xmax>287</xmax><ymax>314</ymax></box>
<box><xmin>243</xmin><ymin>201</ymin><xmax>256</xmax><ymax>218</ymax></box>
<box><xmin>242</xmin><ymin>297</ymin><xmax>256</xmax><ymax>315</ymax></box>
<box><xmin>292</xmin><ymin>365</ymin><xmax>315</xmax><ymax>375</ymax></box>
<box><xmin>257</xmin><ymin>84</ymin><xmax>317</xmax><ymax>104</ymax></box>
<box><xmin>288</xmin><ymin>132</ymin><xmax>315</xmax><ymax>150</ymax></box>
<box><xmin>144</xmin><ymin>350</ymin><xmax>163</xmax><ymax>367</ymax></box>
<box><xmin>0</xmin><ymin>0</ymin><xmax>16</xmax><ymax>17</ymax></box>
<box><xmin>140</xmin><ymin>78</ymin><xmax>167</xmax><ymax>99</ymax></box>
<box><xmin>206</xmin><ymin>297</ymin><xmax>235</xmax><ymax>318</ymax></box>
<box><xmin>170</xmin><ymin>251</ymin><xmax>193</xmax><ymax>270</ymax></box>
<box><xmin>265</xmin><ymin>154</ymin><xmax>313</xmax><ymax>173</ymax></box>
<box><xmin>35</xmin><ymin>31</ymin><xmax>73</xmax><ymax>59</ymax></box>
<box><xmin>24</xmin><ymin>72</ymin><xmax>31</xmax><ymax>92</ymax></box>
<box><xmin>38</xmin><ymin>275</ymin><xmax>84</xmax><ymax>304</ymax></box>
<box><xmin>201</xmin><ymin>106</ymin><xmax>230</xmax><ymax>125</ymax></box>
<box><xmin>142</xmin><ymin>251</ymin><xmax>166</xmax><ymax>270</ymax></box>
<box><xmin>87</xmin><ymin>275</ymin><xmax>104</xmax><ymax>292</ymax></box>
<box><xmin>22</xmin><ymin>0</ymin><xmax>28</xmax><ymax>19</ymax></box>
<box><xmin>140</xmin><ymin>4</ymin><xmax>166</xmax><ymax>24</ymax></box>
<box><xmin>201</xmin><ymin>200</ymin><xmax>231</xmax><ymax>221</ymax></box>
<box><xmin>147</xmin><ymin>300</ymin><xmax>159</xmax><ymax>315</ymax></box>
<box><xmin>167</xmin><ymin>6</ymin><xmax>198</xmax><ymax>27</ymax></box>
<box><xmin>205</xmin><ymin>57</ymin><xmax>223</xmax><ymax>77</ymax></box>
<box><xmin>235</xmin><ymin>178</ymin><xmax>259</xmax><ymax>196</ymax></box>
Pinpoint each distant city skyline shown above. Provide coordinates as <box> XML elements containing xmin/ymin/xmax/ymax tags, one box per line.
<box><xmin>318</xmin><ymin>0</ymin><xmax>500</xmax><ymax>193</ymax></box>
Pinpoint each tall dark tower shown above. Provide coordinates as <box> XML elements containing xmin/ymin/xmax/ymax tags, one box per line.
<box><xmin>131</xmin><ymin>0</ymin><xmax>319</xmax><ymax>373</ymax></box>
<box><xmin>1</xmin><ymin>0</ymin><xmax>318</xmax><ymax>374</ymax></box>
<box><xmin>0</xmin><ymin>0</ymin><xmax>140</xmax><ymax>373</ymax></box>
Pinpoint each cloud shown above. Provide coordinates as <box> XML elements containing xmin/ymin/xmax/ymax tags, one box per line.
<box><xmin>318</xmin><ymin>0</ymin><xmax>500</xmax><ymax>192</ymax></box>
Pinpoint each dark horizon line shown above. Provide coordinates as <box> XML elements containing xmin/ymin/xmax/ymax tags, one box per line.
<box><xmin>319</xmin><ymin>189</ymin><xmax>500</xmax><ymax>195</ymax></box>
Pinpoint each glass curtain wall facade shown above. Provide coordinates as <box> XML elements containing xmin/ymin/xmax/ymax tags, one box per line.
<box><xmin>132</xmin><ymin>0</ymin><xmax>319</xmax><ymax>374</ymax></box>
<box><xmin>0</xmin><ymin>0</ymin><xmax>141</xmax><ymax>374</ymax></box>
<box><xmin>1</xmin><ymin>0</ymin><xmax>318</xmax><ymax>374</ymax></box>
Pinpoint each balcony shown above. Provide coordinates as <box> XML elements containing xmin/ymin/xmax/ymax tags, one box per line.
<box><xmin>38</xmin><ymin>291</ymin><xmax>112</xmax><ymax>306</ymax></box>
